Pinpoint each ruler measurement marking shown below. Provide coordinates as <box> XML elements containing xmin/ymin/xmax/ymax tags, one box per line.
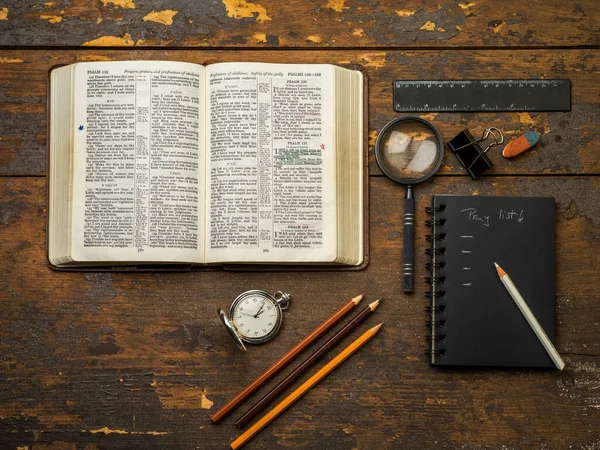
<box><xmin>393</xmin><ymin>79</ymin><xmax>570</xmax><ymax>112</ymax></box>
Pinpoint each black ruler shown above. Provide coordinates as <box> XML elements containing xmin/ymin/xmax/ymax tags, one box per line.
<box><xmin>393</xmin><ymin>79</ymin><xmax>571</xmax><ymax>112</ymax></box>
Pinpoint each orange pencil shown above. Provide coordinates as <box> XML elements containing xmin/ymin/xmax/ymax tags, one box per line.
<box><xmin>211</xmin><ymin>294</ymin><xmax>363</xmax><ymax>423</ymax></box>
<box><xmin>230</xmin><ymin>323</ymin><xmax>383</xmax><ymax>450</ymax></box>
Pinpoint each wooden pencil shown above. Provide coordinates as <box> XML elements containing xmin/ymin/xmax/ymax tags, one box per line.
<box><xmin>235</xmin><ymin>298</ymin><xmax>381</xmax><ymax>428</ymax></box>
<box><xmin>210</xmin><ymin>294</ymin><xmax>363</xmax><ymax>423</ymax></box>
<box><xmin>494</xmin><ymin>263</ymin><xmax>565</xmax><ymax>370</ymax></box>
<box><xmin>230</xmin><ymin>323</ymin><xmax>383</xmax><ymax>449</ymax></box>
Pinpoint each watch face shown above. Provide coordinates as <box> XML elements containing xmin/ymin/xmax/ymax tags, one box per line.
<box><xmin>231</xmin><ymin>293</ymin><xmax>280</xmax><ymax>343</ymax></box>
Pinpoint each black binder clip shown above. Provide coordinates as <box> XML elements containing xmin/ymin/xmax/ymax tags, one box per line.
<box><xmin>447</xmin><ymin>127</ymin><xmax>504</xmax><ymax>179</ymax></box>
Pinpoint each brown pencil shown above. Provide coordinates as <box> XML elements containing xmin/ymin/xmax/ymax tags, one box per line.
<box><xmin>230</xmin><ymin>323</ymin><xmax>383</xmax><ymax>449</ymax></box>
<box><xmin>235</xmin><ymin>298</ymin><xmax>381</xmax><ymax>428</ymax></box>
<box><xmin>210</xmin><ymin>294</ymin><xmax>363</xmax><ymax>423</ymax></box>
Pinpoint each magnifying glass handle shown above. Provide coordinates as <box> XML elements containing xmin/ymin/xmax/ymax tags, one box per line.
<box><xmin>403</xmin><ymin>186</ymin><xmax>414</xmax><ymax>293</ymax></box>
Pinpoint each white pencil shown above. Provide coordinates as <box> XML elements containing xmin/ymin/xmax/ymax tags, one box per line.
<box><xmin>494</xmin><ymin>262</ymin><xmax>565</xmax><ymax>370</ymax></box>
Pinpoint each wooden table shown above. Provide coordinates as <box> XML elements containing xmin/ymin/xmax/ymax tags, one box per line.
<box><xmin>1</xmin><ymin>1</ymin><xmax>599</xmax><ymax>448</ymax></box>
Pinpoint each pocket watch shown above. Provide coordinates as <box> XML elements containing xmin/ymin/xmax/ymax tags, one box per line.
<box><xmin>218</xmin><ymin>290</ymin><xmax>291</xmax><ymax>351</ymax></box>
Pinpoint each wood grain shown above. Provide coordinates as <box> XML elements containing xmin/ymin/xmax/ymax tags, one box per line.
<box><xmin>0</xmin><ymin>175</ymin><xmax>598</xmax><ymax>449</ymax></box>
<box><xmin>0</xmin><ymin>0</ymin><xmax>598</xmax><ymax>48</ymax></box>
<box><xmin>1</xmin><ymin>2</ymin><xmax>599</xmax><ymax>446</ymax></box>
<box><xmin>0</xmin><ymin>48</ymin><xmax>599</xmax><ymax>177</ymax></box>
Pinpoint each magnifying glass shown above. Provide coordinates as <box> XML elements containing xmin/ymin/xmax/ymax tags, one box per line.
<box><xmin>375</xmin><ymin>117</ymin><xmax>444</xmax><ymax>293</ymax></box>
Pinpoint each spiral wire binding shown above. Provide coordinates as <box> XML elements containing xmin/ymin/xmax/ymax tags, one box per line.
<box><xmin>425</xmin><ymin>291</ymin><xmax>445</xmax><ymax>300</ymax></box>
<box><xmin>425</xmin><ymin>247</ymin><xmax>446</xmax><ymax>255</ymax></box>
<box><xmin>425</xmin><ymin>199</ymin><xmax>448</xmax><ymax>363</ymax></box>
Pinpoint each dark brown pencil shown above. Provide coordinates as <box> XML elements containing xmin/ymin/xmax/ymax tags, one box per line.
<box><xmin>235</xmin><ymin>298</ymin><xmax>381</xmax><ymax>428</ymax></box>
<box><xmin>211</xmin><ymin>294</ymin><xmax>363</xmax><ymax>423</ymax></box>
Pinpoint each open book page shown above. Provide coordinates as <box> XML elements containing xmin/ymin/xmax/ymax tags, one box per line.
<box><xmin>70</xmin><ymin>61</ymin><xmax>206</xmax><ymax>263</ymax></box>
<box><xmin>205</xmin><ymin>63</ymin><xmax>337</xmax><ymax>263</ymax></box>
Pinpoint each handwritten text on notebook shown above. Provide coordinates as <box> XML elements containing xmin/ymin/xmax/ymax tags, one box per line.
<box><xmin>461</xmin><ymin>208</ymin><xmax>525</xmax><ymax>226</ymax></box>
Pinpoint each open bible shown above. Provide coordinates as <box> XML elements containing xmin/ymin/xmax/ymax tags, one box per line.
<box><xmin>48</xmin><ymin>61</ymin><xmax>366</xmax><ymax>269</ymax></box>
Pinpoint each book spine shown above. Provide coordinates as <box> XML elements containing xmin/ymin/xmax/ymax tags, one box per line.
<box><xmin>425</xmin><ymin>197</ymin><xmax>447</xmax><ymax>364</ymax></box>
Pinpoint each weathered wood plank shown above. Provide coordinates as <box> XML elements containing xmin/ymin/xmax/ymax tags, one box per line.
<box><xmin>0</xmin><ymin>48</ymin><xmax>598</xmax><ymax>177</ymax></box>
<box><xmin>0</xmin><ymin>176</ymin><xmax>598</xmax><ymax>449</ymax></box>
<box><xmin>0</xmin><ymin>0</ymin><xmax>599</xmax><ymax>48</ymax></box>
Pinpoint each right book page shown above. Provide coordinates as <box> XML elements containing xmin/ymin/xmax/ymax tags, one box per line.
<box><xmin>428</xmin><ymin>195</ymin><xmax>556</xmax><ymax>367</ymax></box>
<box><xmin>204</xmin><ymin>63</ymin><xmax>337</xmax><ymax>264</ymax></box>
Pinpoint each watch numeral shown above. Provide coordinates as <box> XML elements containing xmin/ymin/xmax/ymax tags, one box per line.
<box><xmin>268</xmin><ymin>322</ymin><xmax>272</xmax><ymax>326</ymax></box>
<box><xmin>267</xmin><ymin>306</ymin><xmax>272</xmax><ymax>310</ymax></box>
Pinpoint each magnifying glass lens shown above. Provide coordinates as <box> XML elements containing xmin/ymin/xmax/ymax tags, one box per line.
<box><xmin>375</xmin><ymin>116</ymin><xmax>444</xmax><ymax>293</ymax></box>
<box><xmin>378</xmin><ymin>120</ymin><xmax>442</xmax><ymax>182</ymax></box>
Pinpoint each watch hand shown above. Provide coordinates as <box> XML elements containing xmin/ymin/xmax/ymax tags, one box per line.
<box><xmin>239</xmin><ymin>311</ymin><xmax>257</xmax><ymax>317</ymax></box>
<box><xmin>253</xmin><ymin>301</ymin><xmax>266</xmax><ymax>318</ymax></box>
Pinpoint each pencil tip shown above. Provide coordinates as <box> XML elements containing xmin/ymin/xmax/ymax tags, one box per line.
<box><xmin>371</xmin><ymin>323</ymin><xmax>383</xmax><ymax>333</ymax></box>
<box><xmin>368</xmin><ymin>299</ymin><xmax>381</xmax><ymax>311</ymax></box>
<box><xmin>494</xmin><ymin>262</ymin><xmax>499</xmax><ymax>268</ymax></box>
<box><xmin>495</xmin><ymin>263</ymin><xmax>507</xmax><ymax>277</ymax></box>
<box><xmin>352</xmin><ymin>295</ymin><xmax>364</xmax><ymax>305</ymax></box>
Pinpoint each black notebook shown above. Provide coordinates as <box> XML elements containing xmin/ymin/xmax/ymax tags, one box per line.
<box><xmin>426</xmin><ymin>195</ymin><xmax>556</xmax><ymax>367</ymax></box>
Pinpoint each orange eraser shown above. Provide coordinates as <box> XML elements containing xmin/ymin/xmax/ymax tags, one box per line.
<box><xmin>502</xmin><ymin>131</ymin><xmax>540</xmax><ymax>158</ymax></box>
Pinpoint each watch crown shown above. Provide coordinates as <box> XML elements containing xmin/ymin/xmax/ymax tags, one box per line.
<box><xmin>274</xmin><ymin>291</ymin><xmax>291</xmax><ymax>310</ymax></box>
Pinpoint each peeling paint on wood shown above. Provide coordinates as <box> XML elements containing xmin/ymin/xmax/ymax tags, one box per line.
<box><xmin>142</xmin><ymin>10</ymin><xmax>178</xmax><ymax>26</ymax></box>
<box><xmin>0</xmin><ymin>1</ymin><xmax>597</xmax><ymax>48</ymax></box>
<box><xmin>325</xmin><ymin>0</ymin><xmax>349</xmax><ymax>13</ymax></box>
<box><xmin>84</xmin><ymin>427</ymin><xmax>169</xmax><ymax>435</ymax></box>
<box><xmin>251</xmin><ymin>32</ymin><xmax>267</xmax><ymax>43</ymax></box>
<box><xmin>81</xmin><ymin>34</ymin><xmax>136</xmax><ymax>46</ymax></box>
<box><xmin>396</xmin><ymin>9</ymin><xmax>416</xmax><ymax>17</ymax></box>
<box><xmin>155</xmin><ymin>383</ymin><xmax>214</xmax><ymax>410</ymax></box>
<box><xmin>420</xmin><ymin>20</ymin><xmax>437</xmax><ymax>31</ymax></box>
<box><xmin>222</xmin><ymin>0</ymin><xmax>271</xmax><ymax>23</ymax></box>
<box><xmin>100</xmin><ymin>0</ymin><xmax>136</xmax><ymax>9</ymax></box>
<box><xmin>39</xmin><ymin>14</ymin><xmax>62</xmax><ymax>24</ymax></box>
<box><xmin>359</xmin><ymin>52</ymin><xmax>387</xmax><ymax>68</ymax></box>
<box><xmin>76</xmin><ymin>55</ymin><xmax>112</xmax><ymax>62</ymax></box>
<box><xmin>0</xmin><ymin>57</ymin><xmax>23</xmax><ymax>63</ymax></box>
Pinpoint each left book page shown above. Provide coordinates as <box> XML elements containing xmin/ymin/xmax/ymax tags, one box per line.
<box><xmin>70</xmin><ymin>61</ymin><xmax>206</xmax><ymax>263</ymax></box>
